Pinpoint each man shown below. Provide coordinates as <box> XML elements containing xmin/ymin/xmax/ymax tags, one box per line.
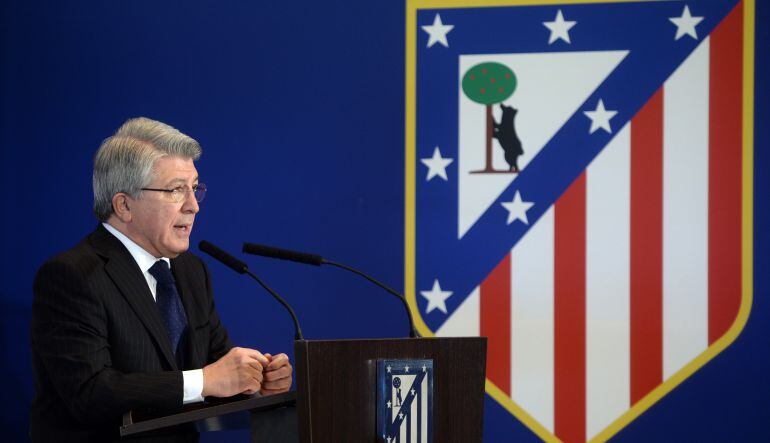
<box><xmin>30</xmin><ymin>117</ymin><xmax>292</xmax><ymax>442</ymax></box>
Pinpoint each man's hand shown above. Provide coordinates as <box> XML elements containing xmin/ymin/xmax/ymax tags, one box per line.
<box><xmin>202</xmin><ymin>347</ymin><xmax>269</xmax><ymax>397</ymax></box>
<box><xmin>260</xmin><ymin>353</ymin><xmax>293</xmax><ymax>396</ymax></box>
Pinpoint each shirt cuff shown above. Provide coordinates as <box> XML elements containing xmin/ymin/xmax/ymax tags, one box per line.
<box><xmin>182</xmin><ymin>369</ymin><xmax>205</xmax><ymax>404</ymax></box>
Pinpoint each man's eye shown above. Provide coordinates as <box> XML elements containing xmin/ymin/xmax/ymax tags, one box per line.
<box><xmin>173</xmin><ymin>187</ymin><xmax>186</xmax><ymax>194</ymax></box>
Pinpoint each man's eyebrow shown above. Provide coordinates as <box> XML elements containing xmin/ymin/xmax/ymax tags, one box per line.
<box><xmin>164</xmin><ymin>176</ymin><xmax>199</xmax><ymax>187</ymax></box>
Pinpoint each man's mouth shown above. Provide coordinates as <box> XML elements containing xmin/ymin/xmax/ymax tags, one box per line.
<box><xmin>174</xmin><ymin>224</ymin><xmax>191</xmax><ymax>234</ymax></box>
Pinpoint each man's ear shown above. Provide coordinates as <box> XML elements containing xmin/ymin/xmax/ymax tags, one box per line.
<box><xmin>112</xmin><ymin>193</ymin><xmax>132</xmax><ymax>223</ymax></box>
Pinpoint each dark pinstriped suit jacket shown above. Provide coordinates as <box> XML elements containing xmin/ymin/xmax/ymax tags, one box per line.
<box><xmin>30</xmin><ymin>225</ymin><xmax>234</xmax><ymax>442</ymax></box>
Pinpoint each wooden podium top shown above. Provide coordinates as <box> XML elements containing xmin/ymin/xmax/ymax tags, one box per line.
<box><xmin>120</xmin><ymin>391</ymin><xmax>296</xmax><ymax>437</ymax></box>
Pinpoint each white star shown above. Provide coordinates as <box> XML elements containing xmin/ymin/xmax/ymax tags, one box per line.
<box><xmin>422</xmin><ymin>365</ymin><xmax>427</xmax><ymax>372</ymax></box>
<box><xmin>399</xmin><ymin>412</ymin><xmax>404</xmax><ymax>420</ymax></box>
<box><xmin>584</xmin><ymin>99</ymin><xmax>618</xmax><ymax>134</ymax></box>
<box><xmin>669</xmin><ymin>5</ymin><xmax>704</xmax><ymax>40</ymax></box>
<box><xmin>387</xmin><ymin>365</ymin><xmax>392</xmax><ymax>373</ymax></box>
<box><xmin>420</xmin><ymin>279</ymin><xmax>453</xmax><ymax>314</ymax></box>
<box><xmin>543</xmin><ymin>9</ymin><xmax>576</xmax><ymax>44</ymax></box>
<box><xmin>411</xmin><ymin>389</ymin><xmax>416</xmax><ymax>396</ymax></box>
<box><xmin>421</xmin><ymin>13</ymin><xmax>454</xmax><ymax>48</ymax></box>
<box><xmin>501</xmin><ymin>191</ymin><xmax>534</xmax><ymax>225</ymax></box>
<box><xmin>405</xmin><ymin>365</ymin><xmax>410</xmax><ymax>372</ymax></box>
<box><xmin>420</xmin><ymin>146</ymin><xmax>453</xmax><ymax>181</ymax></box>
<box><xmin>387</xmin><ymin>400</ymin><xmax>391</xmax><ymax>409</ymax></box>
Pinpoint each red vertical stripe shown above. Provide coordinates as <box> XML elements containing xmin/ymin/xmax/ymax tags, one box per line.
<box><xmin>480</xmin><ymin>253</ymin><xmax>512</xmax><ymax>395</ymax></box>
<box><xmin>630</xmin><ymin>89</ymin><xmax>664</xmax><ymax>404</ymax></box>
<box><xmin>708</xmin><ymin>2</ymin><xmax>743</xmax><ymax>344</ymax></box>
<box><xmin>554</xmin><ymin>174</ymin><xmax>586</xmax><ymax>443</ymax></box>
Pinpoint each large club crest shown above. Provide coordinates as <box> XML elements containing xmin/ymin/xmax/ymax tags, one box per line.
<box><xmin>405</xmin><ymin>1</ymin><xmax>754</xmax><ymax>442</ymax></box>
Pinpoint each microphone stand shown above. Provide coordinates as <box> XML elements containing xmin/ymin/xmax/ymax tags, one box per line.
<box><xmin>244</xmin><ymin>270</ymin><xmax>304</xmax><ymax>341</ymax></box>
<box><xmin>321</xmin><ymin>259</ymin><xmax>420</xmax><ymax>338</ymax></box>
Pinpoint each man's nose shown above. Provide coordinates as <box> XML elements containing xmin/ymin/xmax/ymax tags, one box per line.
<box><xmin>182</xmin><ymin>189</ymin><xmax>199</xmax><ymax>214</ymax></box>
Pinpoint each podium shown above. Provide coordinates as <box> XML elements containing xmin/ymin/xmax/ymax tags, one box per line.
<box><xmin>121</xmin><ymin>336</ymin><xmax>486</xmax><ymax>442</ymax></box>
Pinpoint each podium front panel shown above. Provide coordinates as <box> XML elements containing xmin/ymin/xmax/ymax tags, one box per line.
<box><xmin>295</xmin><ymin>337</ymin><xmax>486</xmax><ymax>442</ymax></box>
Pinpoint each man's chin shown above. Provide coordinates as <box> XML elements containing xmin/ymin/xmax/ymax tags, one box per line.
<box><xmin>165</xmin><ymin>240</ymin><xmax>190</xmax><ymax>258</ymax></box>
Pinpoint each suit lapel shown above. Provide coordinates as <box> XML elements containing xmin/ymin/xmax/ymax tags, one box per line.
<box><xmin>90</xmin><ymin>225</ymin><xmax>177</xmax><ymax>370</ymax></box>
<box><xmin>171</xmin><ymin>257</ymin><xmax>205</xmax><ymax>369</ymax></box>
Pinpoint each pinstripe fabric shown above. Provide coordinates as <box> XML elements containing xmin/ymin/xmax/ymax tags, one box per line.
<box><xmin>30</xmin><ymin>225</ymin><xmax>233</xmax><ymax>442</ymax></box>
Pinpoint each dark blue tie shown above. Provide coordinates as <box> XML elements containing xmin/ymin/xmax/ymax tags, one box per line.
<box><xmin>148</xmin><ymin>260</ymin><xmax>188</xmax><ymax>356</ymax></box>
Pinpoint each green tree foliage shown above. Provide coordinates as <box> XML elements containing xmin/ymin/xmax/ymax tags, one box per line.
<box><xmin>462</xmin><ymin>62</ymin><xmax>516</xmax><ymax>105</ymax></box>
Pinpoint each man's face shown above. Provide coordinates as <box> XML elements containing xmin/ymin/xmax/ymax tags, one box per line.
<box><xmin>126</xmin><ymin>156</ymin><xmax>199</xmax><ymax>258</ymax></box>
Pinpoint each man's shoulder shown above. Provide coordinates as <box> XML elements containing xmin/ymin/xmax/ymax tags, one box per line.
<box><xmin>32</xmin><ymin>232</ymin><xmax>110</xmax><ymax>304</ymax></box>
<box><xmin>37</xmin><ymin>232</ymin><xmax>102</xmax><ymax>276</ymax></box>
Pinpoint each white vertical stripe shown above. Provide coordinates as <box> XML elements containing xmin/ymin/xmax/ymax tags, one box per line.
<box><xmin>510</xmin><ymin>207</ymin><xmax>555</xmax><ymax>432</ymax></box>
<box><xmin>662</xmin><ymin>38</ymin><xmax>710</xmax><ymax>379</ymax></box>
<box><xmin>436</xmin><ymin>287</ymin><xmax>480</xmax><ymax>337</ymax></box>
<box><xmin>411</xmin><ymin>394</ymin><xmax>417</xmax><ymax>442</ymax></box>
<box><xmin>586</xmin><ymin>124</ymin><xmax>631</xmax><ymax>439</ymax></box>
<box><xmin>421</xmin><ymin>375</ymin><xmax>428</xmax><ymax>442</ymax></box>
<box><xmin>400</xmin><ymin>407</ymin><xmax>407</xmax><ymax>443</ymax></box>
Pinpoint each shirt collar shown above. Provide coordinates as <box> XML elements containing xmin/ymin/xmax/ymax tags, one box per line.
<box><xmin>103</xmin><ymin>222</ymin><xmax>171</xmax><ymax>274</ymax></box>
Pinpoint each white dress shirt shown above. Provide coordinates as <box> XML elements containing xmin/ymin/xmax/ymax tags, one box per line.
<box><xmin>103</xmin><ymin>223</ymin><xmax>204</xmax><ymax>404</ymax></box>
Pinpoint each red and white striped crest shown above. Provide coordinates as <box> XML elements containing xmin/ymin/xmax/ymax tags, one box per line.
<box><xmin>406</xmin><ymin>1</ymin><xmax>754</xmax><ymax>441</ymax></box>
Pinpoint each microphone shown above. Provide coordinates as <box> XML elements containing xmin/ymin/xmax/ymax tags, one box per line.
<box><xmin>243</xmin><ymin>242</ymin><xmax>420</xmax><ymax>338</ymax></box>
<box><xmin>199</xmin><ymin>240</ymin><xmax>304</xmax><ymax>341</ymax></box>
<box><xmin>199</xmin><ymin>240</ymin><xmax>248</xmax><ymax>274</ymax></box>
<box><xmin>243</xmin><ymin>243</ymin><xmax>323</xmax><ymax>266</ymax></box>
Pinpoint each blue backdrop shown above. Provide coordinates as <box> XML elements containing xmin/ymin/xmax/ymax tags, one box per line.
<box><xmin>1</xmin><ymin>1</ymin><xmax>767</xmax><ymax>441</ymax></box>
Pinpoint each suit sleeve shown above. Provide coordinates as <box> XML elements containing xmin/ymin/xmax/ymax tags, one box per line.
<box><xmin>31</xmin><ymin>259</ymin><xmax>183</xmax><ymax>424</ymax></box>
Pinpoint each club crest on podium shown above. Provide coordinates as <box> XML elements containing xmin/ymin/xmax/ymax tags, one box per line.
<box><xmin>377</xmin><ymin>359</ymin><xmax>433</xmax><ymax>443</ymax></box>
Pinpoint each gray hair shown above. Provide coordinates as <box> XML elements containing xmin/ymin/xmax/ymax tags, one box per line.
<box><xmin>93</xmin><ymin>117</ymin><xmax>202</xmax><ymax>221</ymax></box>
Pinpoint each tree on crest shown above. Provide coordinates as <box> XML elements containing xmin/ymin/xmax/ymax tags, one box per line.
<box><xmin>462</xmin><ymin>62</ymin><xmax>518</xmax><ymax>173</ymax></box>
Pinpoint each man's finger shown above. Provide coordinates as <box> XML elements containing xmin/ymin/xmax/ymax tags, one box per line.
<box><xmin>248</xmin><ymin>349</ymin><xmax>270</xmax><ymax>366</ymax></box>
<box><xmin>261</xmin><ymin>383</ymin><xmax>290</xmax><ymax>392</ymax></box>
<box><xmin>266</xmin><ymin>353</ymin><xmax>289</xmax><ymax>370</ymax></box>
<box><xmin>264</xmin><ymin>365</ymin><xmax>292</xmax><ymax>381</ymax></box>
<box><xmin>260</xmin><ymin>382</ymin><xmax>291</xmax><ymax>395</ymax></box>
<box><xmin>250</xmin><ymin>366</ymin><xmax>264</xmax><ymax>383</ymax></box>
<box><xmin>262</xmin><ymin>374</ymin><xmax>292</xmax><ymax>387</ymax></box>
<box><xmin>246</xmin><ymin>359</ymin><xmax>264</xmax><ymax>372</ymax></box>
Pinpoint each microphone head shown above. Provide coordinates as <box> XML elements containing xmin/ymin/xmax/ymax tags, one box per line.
<box><xmin>199</xmin><ymin>240</ymin><xmax>249</xmax><ymax>274</ymax></box>
<box><xmin>242</xmin><ymin>242</ymin><xmax>323</xmax><ymax>266</ymax></box>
